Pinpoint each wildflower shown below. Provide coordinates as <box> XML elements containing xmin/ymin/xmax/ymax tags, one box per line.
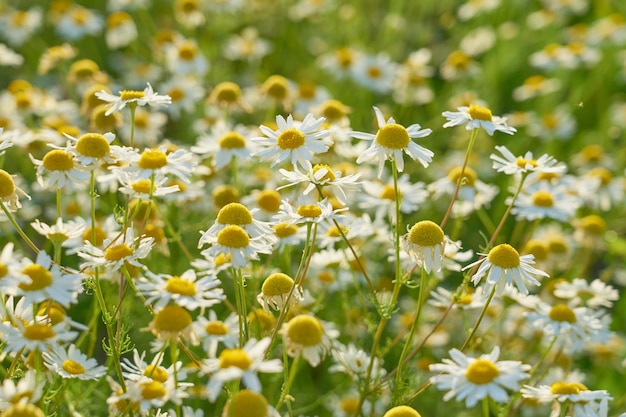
<box><xmin>147</xmin><ymin>304</ymin><xmax>197</xmax><ymax>345</ymax></box>
<box><xmin>105</xmin><ymin>11</ymin><xmax>138</xmax><ymax>50</ymax></box>
<box><xmin>159</xmin><ymin>76</ymin><xmax>205</xmax><ymax>120</ymax></box>
<box><xmin>30</xmin><ymin>148</ymin><xmax>90</xmax><ymax>190</ymax></box>
<box><xmin>282</xmin><ymin>314</ymin><xmax>338</xmax><ymax>367</ymax></box>
<box><xmin>37</xmin><ymin>43</ymin><xmax>76</xmax><ymax>75</ymax></box>
<box><xmin>511</xmin><ymin>182</ymin><xmax>580</xmax><ymax>222</ymax></box>
<box><xmin>350</xmin><ymin>53</ymin><xmax>398</xmax><ymax>94</ymax></box>
<box><xmin>202</xmin><ymin>338</ymin><xmax>283</xmax><ymax>402</ymax></box>
<box><xmin>30</xmin><ymin>218</ymin><xmax>85</xmax><ymax>247</ymax></box>
<box><xmin>200</xmin><ymin>201</ymin><xmax>277</xmax><ymax>245</ymax></box>
<box><xmin>78</xmin><ymin>230</ymin><xmax>155</xmax><ymax>274</ymax></box>
<box><xmin>359</xmin><ymin>174</ymin><xmax>428</xmax><ymax>221</ymax></box>
<box><xmin>199</xmin><ymin>224</ymin><xmax>272</xmax><ymax>269</ymax></box>
<box><xmin>207</xmin><ymin>80</ymin><xmax>251</xmax><ymax>111</ymax></box>
<box><xmin>527</xmin><ymin>107</ymin><xmax>577</xmax><ymax>141</ymax></box>
<box><xmin>521</xmin><ymin>382</ymin><xmax>612</xmax><ymax>417</ymax></box>
<box><xmin>0</xmin><ymin>169</ymin><xmax>30</xmax><ymax>211</ymax></box>
<box><xmin>165</xmin><ymin>38</ymin><xmax>210</xmax><ymax>76</ymax></box>
<box><xmin>512</xmin><ymin>74</ymin><xmax>561</xmax><ymax>101</ymax></box>
<box><xmin>43</xmin><ymin>344</ymin><xmax>107</xmax><ymax>380</ymax></box>
<box><xmin>277</xmin><ymin>164</ymin><xmax>361</xmax><ymax>205</ymax></box>
<box><xmin>136</xmin><ymin>268</ymin><xmax>224</xmax><ymax>312</ymax></box>
<box><xmin>114</xmin><ymin>169</ymin><xmax>180</xmax><ymax>200</ymax></box>
<box><xmin>553</xmin><ymin>278</ymin><xmax>619</xmax><ymax>309</ymax></box>
<box><xmin>122</xmin><ymin>348</ymin><xmax>190</xmax><ymax>386</ymax></box>
<box><xmin>194</xmin><ymin>311</ymin><xmax>239</xmax><ymax>357</ymax></box>
<box><xmin>429</xmin><ymin>346</ymin><xmax>531</xmax><ymax>408</ymax></box>
<box><xmin>401</xmin><ymin>220</ymin><xmax>446</xmax><ymax>273</ymax></box>
<box><xmin>0</xmin><ymin>403</ymin><xmax>46</xmax><ymax>417</ymax></box>
<box><xmin>252</xmin><ymin>113</ymin><xmax>332</xmax><ymax>171</ymax></box>
<box><xmin>223</xmin><ymin>27</ymin><xmax>272</xmax><ymax>63</ymax></box>
<box><xmin>17</xmin><ymin>250</ymin><xmax>82</xmax><ymax>307</ymax></box>
<box><xmin>192</xmin><ymin>121</ymin><xmax>255</xmax><ymax>170</ymax></box>
<box><xmin>0</xmin><ymin>7</ymin><xmax>43</xmax><ymax>47</ymax></box>
<box><xmin>330</xmin><ymin>343</ymin><xmax>386</xmax><ymax>381</ymax></box>
<box><xmin>490</xmin><ymin>145</ymin><xmax>567</xmax><ymax>175</ymax></box>
<box><xmin>59</xmin><ymin>131</ymin><xmax>118</xmax><ymax>169</ymax></box>
<box><xmin>0</xmin><ymin>370</ymin><xmax>44</xmax><ymax>411</ymax></box>
<box><xmin>274</xmin><ymin>198</ymin><xmax>346</xmax><ymax>226</ymax></box>
<box><xmin>95</xmin><ymin>82</ymin><xmax>172</xmax><ymax>116</ymax></box>
<box><xmin>0</xmin><ymin>243</ymin><xmax>29</xmax><ymax>293</ymax></box>
<box><xmin>463</xmin><ymin>243</ymin><xmax>549</xmax><ymax>295</ymax></box>
<box><xmin>225</xmin><ymin>390</ymin><xmax>280</xmax><ymax>417</ymax></box>
<box><xmin>0</xmin><ymin>43</ymin><xmax>24</xmax><ymax>67</ymax></box>
<box><xmin>351</xmin><ymin>106</ymin><xmax>433</xmax><ymax>178</ymax></box>
<box><xmin>0</xmin><ymin>320</ymin><xmax>76</xmax><ymax>355</ymax></box>
<box><xmin>257</xmin><ymin>272</ymin><xmax>302</xmax><ymax>311</ymax></box>
<box><xmin>442</xmin><ymin>104</ymin><xmax>516</xmax><ymax>135</ymax></box>
<box><xmin>429</xmin><ymin>286</ymin><xmax>488</xmax><ymax>310</ymax></box>
<box><xmin>55</xmin><ymin>5</ymin><xmax>104</xmax><ymax>40</ymax></box>
<box><xmin>130</xmin><ymin>145</ymin><xmax>195</xmax><ymax>183</ymax></box>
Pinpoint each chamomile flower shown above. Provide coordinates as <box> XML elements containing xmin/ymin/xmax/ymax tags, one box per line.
<box><xmin>277</xmin><ymin>164</ymin><xmax>361</xmax><ymax>205</ymax></box>
<box><xmin>43</xmin><ymin>343</ymin><xmax>107</xmax><ymax>380</ymax></box>
<box><xmin>30</xmin><ymin>217</ymin><xmax>85</xmax><ymax>247</ymax></box>
<box><xmin>60</xmin><ymin>131</ymin><xmax>119</xmax><ymax>168</ymax></box>
<box><xmin>511</xmin><ymin>182</ymin><xmax>580</xmax><ymax>222</ymax></box>
<box><xmin>114</xmin><ymin>169</ymin><xmax>180</xmax><ymax>200</ymax></box>
<box><xmin>428</xmin><ymin>166</ymin><xmax>498</xmax><ymax>217</ymax></box>
<box><xmin>359</xmin><ymin>174</ymin><xmax>428</xmax><ymax>221</ymax></box>
<box><xmin>136</xmin><ymin>268</ymin><xmax>224</xmax><ymax>312</ymax></box>
<box><xmin>350</xmin><ymin>106</ymin><xmax>433</xmax><ymax>178</ymax></box>
<box><xmin>282</xmin><ymin>314</ymin><xmax>339</xmax><ymax>367</ymax></box>
<box><xmin>553</xmin><ymin>278</ymin><xmax>619</xmax><ymax>309</ymax></box>
<box><xmin>130</xmin><ymin>145</ymin><xmax>196</xmax><ymax>183</ymax></box>
<box><xmin>0</xmin><ymin>169</ymin><xmax>30</xmax><ymax>211</ymax></box>
<box><xmin>429</xmin><ymin>346</ymin><xmax>531</xmax><ymax>408</ymax></box>
<box><xmin>274</xmin><ymin>198</ymin><xmax>346</xmax><ymax>226</ymax></box>
<box><xmin>0</xmin><ymin>243</ymin><xmax>29</xmax><ymax>293</ymax></box>
<box><xmin>442</xmin><ymin>104</ymin><xmax>516</xmax><ymax>135</ymax></box>
<box><xmin>192</xmin><ymin>121</ymin><xmax>255</xmax><ymax>170</ymax></box>
<box><xmin>257</xmin><ymin>272</ymin><xmax>302</xmax><ymax>312</ymax></box>
<box><xmin>199</xmin><ymin>224</ymin><xmax>272</xmax><ymax>269</ymax></box>
<box><xmin>194</xmin><ymin>311</ymin><xmax>239</xmax><ymax>357</ymax></box>
<box><xmin>330</xmin><ymin>343</ymin><xmax>386</xmax><ymax>381</ymax></box>
<box><xmin>401</xmin><ymin>220</ymin><xmax>446</xmax><ymax>273</ymax></box>
<box><xmin>0</xmin><ymin>370</ymin><xmax>44</xmax><ymax>411</ymax></box>
<box><xmin>0</xmin><ymin>320</ymin><xmax>77</xmax><ymax>355</ymax></box>
<box><xmin>521</xmin><ymin>382</ymin><xmax>612</xmax><ymax>417</ymax></box>
<box><xmin>95</xmin><ymin>82</ymin><xmax>172</xmax><ymax>116</ymax></box>
<box><xmin>78</xmin><ymin>230</ymin><xmax>155</xmax><ymax>274</ymax></box>
<box><xmin>146</xmin><ymin>304</ymin><xmax>198</xmax><ymax>346</ymax></box>
<box><xmin>30</xmin><ymin>148</ymin><xmax>90</xmax><ymax>190</ymax></box>
<box><xmin>463</xmin><ymin>243</ymin><xmax>549</xmax><ymax>295</ymax></box>
<box><xmin>202</xmin><ymin>337</ymin><xmax>283</xmax><ymax>402</ymax></box>
<box><xmin>383</xmin><ymin>406</ymin><xmax>422</xmax><ymax>417</ymax></box>
<box><xmin>490</xmin><ymin>145</ymin><xmax>567</xmax><ymax>175</ymax></box>
<box><xmin>252</xmin><ymin>113</ymin><xmax>332</xmax><ymax>171</ymax></box>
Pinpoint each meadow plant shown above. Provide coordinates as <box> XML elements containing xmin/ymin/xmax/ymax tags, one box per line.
<box><xmin>0</xmin><ymin>1</ymin><xmax>625</xmax><ymax>417</ymax></box>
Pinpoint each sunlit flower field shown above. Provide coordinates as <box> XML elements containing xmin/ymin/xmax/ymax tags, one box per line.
<box><xmin>0</xmin><ymin>1</ymin><xmax>625</xmax><ymax>416</ymax></box>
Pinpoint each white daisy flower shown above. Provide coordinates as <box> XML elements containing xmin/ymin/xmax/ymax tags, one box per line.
<box><xmin>463</xmin><ymin>243</ymin><xmax>549</xmax><ymax>295</ymax></box>
<box><xmin>0</xmin><ymin>128</ymin><xmax>14</xmax><ymax>155</ymax></box>
<box><xmin>282</xmin><ymin>314</ymin><xmax>339</xmax><ymax>367</ymax></box>
<box><xmin>146</xmin><ymin>304</ymin><xmax>198</xmax><ymax>346</ymax></box>
<box><xmin>359</xmin><ymin>174</ymin><xmax>429</xmax><ymax>221</ymax></box>
<box><xmin>442</xmin><ymin>104</ymin><xmax>517</xmax><ymax>135</ymax></box>
<box><xmin>428</xmin><ymin>286</ymin><xmax>489</xmax><ymax>310</ymax></box>
<box><xmin>401</xmin><ymin>220</ymin><xmax>446</xmax><ymax>274</ymax></box>
<box><xmin>256</xmin><ymin>272</ymin><xmax>303</xmax><ymax>312</ymax></box>
<box><xmin>136</xmin><ymin>268</ymin><xmax>224</xmax><ymax>312</ymax></box>
<box><xmin>78</xmin><ymin>230</ymin><xmax>154</xmax><ymax>274</ymax></box>
<box><xmin>553</xmin><ymin>278</ymin><xmax>619</xmax><ymax>309</ymax></box>
<box><xmin>0</xmin><ymin>320</ymin><xmax>77</xmax><ymax>355</ymax></box>
<box><xmin>490</xmin><ymin>145</ymin><xmax>567</xmax><ymax>175</ymax></box>
<box><xmin>0</xmin><ymin>370</ymin><xmax>44</xmax><ymax>410</ymax></box>
<box><xmin>121</xmin><ymin>348</ymin><xmax>190</xmax><ymax>385</ymax></box>
<box><xmin>113</xmin><ymin>169</ymin><xmax>180</xmax><ymax>200</ymax></box>
<box><xmin>202</xmin><ymin>337</ymin><xmax>283</xmax><ymax>402</ymax></box>
<box><xmin>277</xmin><ymin>164</ymin><xmax>361</xmax><ymax>205</ymax></box>
<box><xmin>43</xmin><ymin>343</ymin><xmax>106</xmax><ymax>380</ymax></box>
<box><xmin>521</xmin><ymin>382</ymin><xmax>612</xmax><ymax>417</ymax></box>
<box><xmin>0</xmin><ymin>243</ymin><xmax>29</xmax><ymax>293</ymax></box>
<box><xmin>330</xmin><ymin>343</ymin><xmax>386</xmax><ymax>382</ymax></box>
<box><xmin>273</xmin><ymin>198</ymin><xmax>346</xmax><ymax>226</ymax></box>
<box><xmin>30</xmin><ymin>148</ymin><xmax>90</xmax><ymax>190</ymax></box>
<box><xmin>252</xmin><ymin>113</ymin><xmax>332</xmax><ymax>171</ymax></box>
<box><xmin>350</xmin><ymin>106</ymin><xmax>433</xmax><ymax>178</ymax></box>
<box><xmin>30</xmin><ymin>217</ymin><xmax>85</xmax><ymax>246</ymax></box>
<box><xmin>128</xmin><ymin>145</ymin><xmax>196</xmax><ymax>184</ymax></box>
<box><xmin>199</xmin><ymin>224</ymin><xmax>272</xmax><ymax>269</ymax></box>
<box><xmin>95</xmin><ymin>82</ymin><xmax>172</xmax><ymax>116</ymax></box>
<box><xmin>193</xmin><ymin>311</ymin><xmax>239</xmax><ymax>357</ymax></box>
<box><xmin>511</xmin><ymin>183</ymin><xmax>581</xmax><ymax>222</ymax></box>
<box><xmin>0</xmin><ymin>169</ymin><xmax>30</xmax><ymax>211</ymax></box>
<box><xmin>429</xmin><ymin>346</ymin><xmax>531</xmax><ymax>408</ymax></box>
<box><xmin>191</xmin><ymin>121</ymin><xmax>255</xmax><ymax>170</ymax></box>
<box><xmin>58</xmin><ymin>131</ymin><xmax>119</xmax><ymax>169</ymax></box>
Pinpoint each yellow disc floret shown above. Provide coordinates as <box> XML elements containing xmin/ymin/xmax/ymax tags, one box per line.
<box><xmin>0</xmin><ymin>170</ymin><xmax>15</xmax><ymax>199</ymax></box>
<box><xmin>531</xmin><ymin>190</ymin><xmax>555</xmax><ymax>207</ymax></box>
<box><xmin>257</xmin><ymin>190</ymin><xmax>281</xmax><ymax>213</ymax></box>
<box><xmin>165</xmin><ymin>276</ymin><xmax>197</xmax><ymax>296</ymax></box>
<box><xmin>550</xmin><ymin>381</ymin><xmax>587</xmax><ymax>395</ymax></box>
<box><xmin>217</xmin><ymin>203</ymin><xmax>253</xmax><ymax>225</ymax></box>
<box><xmin>206</xmin><ymin>321</ymin><xmax>228</xmax><ymax>335</ymax></box>
<box><xmin>138</xmin><ymin>149</ymin><xmax>167</xmax><ymax>170</ymax></box>
<box><xmin>120</xmin><ymin>90</ymin><xmax>145</xmax><ymax>101</ymax></box>
<box><xmin>262</xmin><ymin>273</ymin><xmax>294</xmax><ymax>296</ymax></box>
<box><xmin>219</xmin><ymin>349</ymin><xmax>252</xmax><ymax>369</ymax></box>
<box><xmin>465</xmin><ymin>358</ymin><xmax>500</xmax><ymax>384</ymax></box>
<box><xmin>140</xmin><ymin>380</ymin><xmax>166</xmax><ymax>400</ymax></box>
<box><xmin>62</xmin><ymin>359</ymin><xmax>85</xmax><ymax>375</ymax></box>
<box><xmin>42</xmin><ymin>150</ymin><xmax>74</xmax><ymax>171</ymax></box>
<box><xmin>296</xmin><ymin>204</ymin><xmax>323</xmax><ymax>218</ymax></box>
<box><xmin>468</xmin><ymin>104</ymin><xmax>493</xmax><ymax>121</ymax></box>
<box><xmin>447</xmin><ymin>166</ymin><xmax>477</xmax><ymax>186</ymax></box>
<box><xmin>579</xmin><ymin>214</ymin><xmax>605</xmax><ymax>235</ymax></box>
<box><xmin>216</xmin><ymin>225</ymin><xmax>250</xmax><ymax>248</ymax></box>
<box><xmin>548</xmin><ymin>304</ymin><xmax>577</xmax><ymax>323</ymax></box>
<box><xmin>227</xmin><ymin>390</ymin><xmax>268</xmax><ymax>417</ymax></box>
<box><xmin>104</xmin><ymin>244</ymin><xmax>133</xmax><ymax>261</ymax></box>
<box><xmin>76</xmin><ymin>133</ymin><xmax>110</xmax><ymax>158</ymax></box>
<box><xmin>219</xmin><ymin>131</ymin><xmax>246</xmax><ymax>149</ymax></box>
<box><xmin>1</xmin><ymin>403</ymin><xmax>46</xmax><ymax>417</ymax></box>
<box><xmin>274</xmin><ymin>222</ymin><xmax>298</xmax><ymax>238</ymax></box>
<box><xmin>153</xmin><ymin>305</ymin><xmax>192</xmax><ymax>333</ymax></box>
<box><xmin>23</xmin><ymin>323</ymin><xmax>56</xmax><ymax>341</ymax></box>
<box><xmin>383</xmin><ymin>405</ymin><xmax>422</xmax><ymax>417</ymax></box>
<box><xmin>312</xmin><ymin>164</ymin><xmax>336</xmax><ymax>181</ymax></box>
<box><xmin>375</xmin><ymin>123</ymin><xmax>409</xmax><ymax>149</ymax></box>
<box><xmin>287</xmin><ymin>315</ymin><xmax>323</xmax><ymax>346</ymax></box>
<box><xmin>487</xmin><ymin>244</ymin><xmax>521</xmax><ymax>269</ymax></box>
<box><xmin>277</xmin><ymin>128</ymin><xmax>305</xmax><ymax>150</ymax></box>
<box><xmin>19</xmin><ymin>264</ymin><xmax>52</xmax><ymax>291</ymax></box>
<box><xmin>408</xmin><ymin>220</ymin><xmax>445</xmax><ymax>247</ymax></box>
<box><xmin>131</xmin><ymin>179</ymin><xmax>152</xmax><ymax>194</ymax></box>
<box><xmin>143</xmin><ymin>364</ymin><xmax>169</xmax><ymax>383</ymax></box>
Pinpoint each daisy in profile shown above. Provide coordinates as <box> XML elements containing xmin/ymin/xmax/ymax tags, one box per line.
<box><xmin>78</xmin><ymin>230</ymin><xmax>154</xmax><ymax>275</ymax></box>
<box><xmin>252</xmin><ymin>113</ymin><xmax>332</xmax><ymax>171</ymax></box>
<box><xmin>281</xmin><ymin>314</ymin><xmax>338</xmax><ymax>367</ymax></box>
<box><xmin>490</xmin><ymin>145</ymin><xmax>567</xmax><ymax>175</ymax></box>
<box><xmin>202</xmin><ymin>337</ymin><xmax>283</xmax><ymax>402</ymax></box>
<box><xmin>256</xmin><ymin>272</ymin><xmax>303</xmax><ymax>312</ymax></box>
<box><xmin>136</xmin><ymin>268</ymin><xmax>224</xmax><ymax>312</ymax></box>
<box><xmin>274</xmin><ymin>198</ymin><xmax>346</xmax><ymax>226</ymax></box>
<box><xmin>0</xmin><ymin>320</ymin><xmax>77</xmax><ymax>355</ymax></box>
<box><xmin>442</xmin><ymin>104</ymin><xmax>516</xmax><ymax>135</ymax></box>
<box><xmin>0</xmin><ymin>169</ymin><xmax>30</xmax><ymax>211</ymax></box>
<box><xmin>429</xmin><ymin>346</ymin><xmax>531</xmax><ymax>408</ymax></box>
<box><xmin>95</xmin><ymin>82</ymin><xmax>172</xmax><ymax>116</ymax></box>
<box><xmin>553</xmin><ymin>278</ymin><xmax>619</xmax><ymax>309</ymax></box>
<box><xmin>521</xmin><ymin>381</ymin><xmax>612</xmax><ymax>417</ymax></box>
<box><xmin>463</xmin><ymin>243</ymin><xmax>549</xmax><ymax>295</ymax></box>
<box><xmin>43</xmin><ymin>343</ymin><xmax>107</xmax><ymax>380</ymax></box>
<box><xmin>277</xmin><ymin>164</ymin><xmax>361</xmax><ymax>205</ymax></box>
<box><xmin>199</xmin><ymin>202</ymin><xmax>277</xmax><ymax>248</ymax></box>
<box><xmin>401</xmin><ymin>220</ymin><xmax>446</xmax><ymax>274</ymax></box>
<box><xmin>350</xmin><ymin>106</ymin><xmax>433</xmax><ymax>178</ymax></box>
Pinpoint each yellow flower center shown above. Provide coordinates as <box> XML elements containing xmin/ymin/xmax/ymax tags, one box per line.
<box><xmin>19</xmin><ymin>264</ymin><xmax>53</xmax><ymax>291</ymax></box>
<box><xmin>178</xmin><ymin>41</ymin><xmax>198</xmax><ymax>60</ymax></box>
<box><xmin>138</xmin><ymin>149</ymin><xmax>168</xmax><ymax>170</ymax></box>
<box><xmin>76</xmin><ymin>133</ymin><xmax>110</xmax><ymax>158</ymax></box>
<box><xmin>69</xmin><ymin>59</ymin><xmax>99</xmax><ymax>79</ymax></box>
<box><xmin>217</xmin><ymin>203</ymin><xmax>253</xmax><ymax>225</ymax></box>
<box><xmin>487</xmin><ymin>244</ymin><xmax>521</xmax><ymax>269</ymax></box>
<box><xmin>165</xmin><ymin>276</ymin><xmax>197</xmax><ymax>296</ymax></box>
<box><xmin>312</xmin><ymin>164</ymin><xmax>336</xmax><ymax>181</ymax></box>
<box><xmin>587</xmin><ymin>167</ymin><xmax>612</xmax><ymax>186</ymax></box>
<box><xmin>320</xmin><ymin>99</ymin><xmax>349</xmax><ymax>121</ymax></box>
<box><xmin>211</xmin><ymin>81</ymin><xmax>242</xmax><ymax>104</ymax></box>
<box><xmin>548</xmin><ymin>304</ymin><xmax>577</xmax><ymax>323</ymax></box>
<box><xmin>340</xmin><ymin>398</ymin><xmax>360</xmax><ymax>415</ymax></box>
<box><xmin>531</xmin><ymin>190</ymin><xmax>555</xmax><ymax>207</ymax></box>
<box><xmin>457</xmin><ymin>294</ymin><xmax>474</xmax><ymax>305</ymax></box>
<box><xmin>213</xmin><ymin>185</ymin><xmax>240</xmax><ymax>208</ymax></box>
<box><xmin>408</xmin><ymin>220</ymin><xmax>445</xmax><ymax>247</ymax></box>
<box><xmin>524</xmin><ymin>75</ymin><xmax>546</xmax><ymax>90</ymax></box>
<box><xmin>107</xmin><ymin>11</ymin><xmax>131</xmax><ymax>28</ymax></box>
<box><xmin>219</xmin><ymin>131</ymin><xmax>246</xmax><ymax>149</ymax></box>
<box><xmin>120</xmin><ymin>90</ymin><xmax>145</xmax><ymax>101</ymax></box>
<box><xmin>0</xmin><ymin>170</ymin><xmax>15</xmax><ymax>199</ymax></box>
<box><xmin>542</xmin><ymin>113</ymin><xmax>559</xmax><ymax>129</ymax></box>
<box><xmin>548</xmin><ymin>236</ymin><xmax>568</xmax><ymax>254</ymax></box>
<box><xmin>140</xmin><ymin>380</ymin><xmax>166</xmax><ymax>400</ymax></box>
<box><xmin>228</xmin><ymin>390</ymin><xmax>268</xmax><ymax>417</ymax></box>
<box><xmin>274</xmin><ymin>222</ymin><xmax>298</xmax><ymax>238</ymax></box>
<box><xmin>1</xmin><ymin>403</ymin><xmax>46</xmax><ymax>417</ymax></box>
<box><xmin>0</xmin><ymin>262</ymin><xmax>8</xmax><ymax>278</ymax></box>
<box><xmin>23</xmin><ymin>323</ymin><xmax>56</xmax><ymax>341</ymax></box>
<box><xmin>277</xmin><ymin>128</ymin><xmax>305</xmax><ymax>150</ymax></box>
<box><xmin>580</xmin><ymin>144</ymin><xmax>604</xmax><ymax>163</ymax></box>
<box><xmin>143</xmin><ymin>364</ymin><xmax>169</xmax><ymax>383</ymax></box>
<box><xmin>262</xmin><ymin>273</ymin><xmax>294</xmax><ymax>297</ymax></box>
<box><xmin>257</xmin><ymin>190</ymin><xmax>281</xmax><ymax>213</ymax></box>
<box><xmin>326</xmin><ymin>225</ymin><xmax>347</xmax><ymax>238</ymax></box>
<box><xmin>550</xmin><ymin>381</ymin><xmax>587</xmax><ymax>395</ymax></box>
<box><xmin>523</xmin><ymin>239</ymin><xmax>548</xmax><ymax>261</ymax></box>
<box><xmin>537</xmin><ymin>171</ymin><xmax>559</xmax><ymax>182</ymax></box>
<box><xmin>262</xmin><ymin>75</ymin><xmax>289</xmax><ymax>99</ymax></box>
<box><xmin>447</xmin><ymin>50</ymin><xmax>471</xmax><ymax>68</ymax></box>
<box><xmin>215</xmin><ymin>253</ymin><xmax>231</xmax><ymax>267</ymax></box>
<box><xmin>206</xmin><ymin>321</ymin><xmax>228</xmax><ymax>335</ymax></box>
<box><xmin>216</xmin><ymin>225</ymin><xmax>250</xmax><ymax>248</ymax></box>
<box><xmin>375</xmin><ymin>123</ymin><xmax>410</xmax><ymax>149</ymax></box>
<box><xmin>154</xmin><ymin>305</ymin><xmax>192</xmax><ymax>332</ymax></box>
<box><xmin>515</xmin><ymin>157</ymin><xmax>538</xmax><ymax>168</ymax></box>
<box><xmin>579</xmin><ymin>215</ymin><xmax>605</xmax><ymax>235</ymax></box>
<box><xmin>248</xmin><ymin>308</ymin><xmax>275</xmax><ymax>332</ymax></box>
<box><xmin>131</xmin><ymin>179</ymin><xmax>152</xmax><ymax>194</ymax></box>
<box><xmin>37</xmin><ymin>301</ymin><xmax>66</xmax><ymax>325</ymax></box>
<box><xmin>317</xmin><ymin>270</ymin><xmax>335</xmax><ymax>284</ymax></box>
<box><xmin>380</xmin><ymin>184</ymin><xmax>399</xmax><ymax>201</ymax></box>
<box><xmin>468</xmin><ymin>105</ymin><xmax>493</xmax><ymax>121</ymax></box>
<box><xmin>296</xmin><ymin>204</ymin><xmax>323</xmax><ymax>218</ymax></box>
<box><xmin>287</xmin><ymin>315</ymin><xmax>323</xmax><ymax>346</ymax></box>
<box><xmin>83</xmin><ymin>226</ymin><xmax>107</xmax><ymax>247</ymax></box>
<box><xmin>42</xmin><ymin>150</ymin><xmax>74</xmax><ymax>171</ymax></box>
<box><xmin>62</xmin><ymin>359</ymin><xmax>86</xmax><ymax>375</ymax></box>
<box><xmin>219</xmin><ymin>349</ymin><xmax>252</xmax><ymax>369</ymax></box>
<box><xmin>104</xmin><ymin>244</ymin><xmax>133</xmax><ymax>261</ymax></box>
<box><xmin>383</xmin><ymin>405</ymin><xmax>422</xmax><ymax>417</ymax></box>
<box><xmin>447</xmin><ymin>166</ymin><xmax>477</xmax><ymax>186</ymax></box>
<box><xmin>465</xmin><ymin>358</ymin><xmax>500</xmax><ymax>384</ymax></box>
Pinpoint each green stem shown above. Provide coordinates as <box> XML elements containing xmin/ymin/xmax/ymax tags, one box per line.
<box><xmin>232</xmin><ymin>267</ymin><xmax>248</xmax><ymax>345</ymax></box>
<box><xmin>56</xmin><ymin>188</ymin><xmax>62</xmax><ymax>218</ymax></box>
<box><xmin>276</xmin><ymin>354</ymin><xmax>300</xmax><ymax>410</ymax></box>
<box><xmin>460</xmin><ymin>285</ymin><xmax>497</xmax><ymax>351</ymax></box>
<box><xmin>482</xmin><ymin>397</ymin><xmax>490</xmax><ymax>417</ymax></box>
<box><xmin>0</xmin><ymin>201</ymin><xmax>39</xmax><ymax>254</ymax></box>
<box><xmin>128</xmin><ymin>103</ymin><xmax>137</xmax><ymax>148</ymax></box>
